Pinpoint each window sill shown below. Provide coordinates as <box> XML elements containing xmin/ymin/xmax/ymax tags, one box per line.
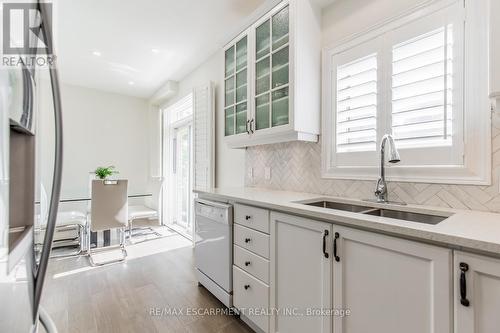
<box><xmin>322</xmin><ymin>164</ymin><xmax>492</xmax><ymax>186</ymax></box>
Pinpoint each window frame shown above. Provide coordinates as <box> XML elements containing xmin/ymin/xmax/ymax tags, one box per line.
<box><xmin>321</xmin><ymin>0</ymin><xmax>491</xmax><ymax>185</ymax></box>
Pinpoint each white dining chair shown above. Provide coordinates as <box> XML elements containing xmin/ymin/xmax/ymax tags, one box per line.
<box><xmin>36</xmin><ymin>184</ymin><xmax>87</xmax><ymax>257</ymax></box>
<box><xmin>88</xmin><ymin>179</ymin><xmax>128</xmax><ymax>266</ymax></box>
<box><xmin>127</xmin><ymin>177</ymin><xmax>164</xmax><ymax>243</ymax></box>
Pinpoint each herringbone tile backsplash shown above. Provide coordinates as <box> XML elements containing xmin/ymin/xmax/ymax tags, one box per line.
<box><xmin>245</xmin><ymin>113</ymin><xmax>500</xmax><ymax>213</ymax></box>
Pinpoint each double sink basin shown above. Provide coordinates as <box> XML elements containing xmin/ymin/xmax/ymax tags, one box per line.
<box><xmin>301</xmin><ymin>200</ymin><xmax>449</xmax><ymax>225</ymax></box>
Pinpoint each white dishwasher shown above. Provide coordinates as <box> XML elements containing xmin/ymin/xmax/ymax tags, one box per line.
<box><xmin>194</xmin><ymin>198</ymin><xmax>233</xmax><ymax>308</ymax></box>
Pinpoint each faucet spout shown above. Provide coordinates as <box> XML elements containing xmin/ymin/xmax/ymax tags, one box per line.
<box><xmin>375</xmin><ymin>134</ymin><xmax>400</xmax><ymax>202</ymax></box>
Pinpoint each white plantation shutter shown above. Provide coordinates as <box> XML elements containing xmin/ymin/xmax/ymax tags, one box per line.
<box><xmin>336</xmin><ymin>53</ymin><xmax>378</xmax><ymax>153</ymax></box>
<box><xmin>324</xmin><ymin>0</ymin><xmax>490</xmax><ymax>184</ymax></box>
<box><xmin>193</xmin><ymin>82</ymin><xmax>215</xmax><ymax>191</ymax></box>
<box><xmin>391</xmin><ymin>26</ymin><xmax>454</xmax><ymax>148</ymax></box>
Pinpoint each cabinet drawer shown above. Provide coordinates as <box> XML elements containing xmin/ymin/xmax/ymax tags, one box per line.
<box><xmin>234</xmin><ymin>244</ymin><xmax>270</xmax><ymax>284</ymax></box>
<box><xmin>234</xmin><ymin>224</ymin><xmax>270</xmax><ymax>259</ymax></box>
<box><xmin>233</xmin><ymin>266</ymin><xmax>269</xmax><ymax>333</ymax></box>
<box><xmin>234</xmin><ymin>203</ymin><xmax>270</xmax><ymax>234</ymax></box>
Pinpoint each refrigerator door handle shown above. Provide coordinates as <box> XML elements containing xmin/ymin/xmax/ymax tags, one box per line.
<box><xmin>33</xmin><ymin>2</ymin><xmax>64</xmax><ymax>319</ymax></box>
<box><xmin>39</xmin><ymin>306</ymin><xmax>58</xmax><ymax>333</ymax></box>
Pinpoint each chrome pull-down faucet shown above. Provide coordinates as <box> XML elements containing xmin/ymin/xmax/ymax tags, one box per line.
<box><xmin>374</xmin><ymin>134</ymin><xmax>400</xmax><ymax>203</ymax></box>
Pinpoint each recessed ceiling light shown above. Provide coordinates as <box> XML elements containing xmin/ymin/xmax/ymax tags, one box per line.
<box><xmin>151</xmin><ymin>48</ymin><xmax>160</xmax><ymax>54</ymax></box>
<box><xmin>128</xmin><ymin>81</ymin><xmax>135</xmax><ymax>85</ymax></box>
<box><xmin>92</xmin><ymin>50</ymin><xmax>101</xmax><ymax>57</ymax></box>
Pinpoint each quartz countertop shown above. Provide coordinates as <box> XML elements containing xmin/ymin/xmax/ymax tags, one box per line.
<box><xmin>196</xmin><ymin>187</ymin><xmax>500</xmax><ymax>256</ymax></box>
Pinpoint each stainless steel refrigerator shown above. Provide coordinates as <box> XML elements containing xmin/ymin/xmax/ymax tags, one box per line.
<box><xmin>0</xmin><ymin>2</ymin><xmax>63</xmax><ymax>332</ymax></box>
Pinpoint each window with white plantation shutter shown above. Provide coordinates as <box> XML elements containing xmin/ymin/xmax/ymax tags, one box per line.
<box><xmin>336</xmin><ymin>53</ymin><xmax>378</xmax><ymax>153</ymax></box>
<box><xmin>391</xmin><ymin>26</ymin><xmax>453</xmax><ymax>148</ymax></box>
<box><xmin>323</xmin><ymin>0</ymin><xmax>491</xmax><ymax>184</ymax></box>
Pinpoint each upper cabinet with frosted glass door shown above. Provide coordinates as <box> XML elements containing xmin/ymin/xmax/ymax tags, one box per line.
<box><xmin>224</xmin><ymin>32</ymin><xmax>251</xmax><ymax>139</ymax></box>
<box><xmin>224</xmin><ymin>0</ymin><xmax>321</xmax><ymax>148</ymax></box>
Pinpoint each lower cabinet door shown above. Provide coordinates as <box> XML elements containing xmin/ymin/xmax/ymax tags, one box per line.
<box><xmin>332</xmin><ymin>225</ymin><xmax>452</xmax><ymax>333</ymax></box>
<box><xmin>455</xmin><ymin>251</ymin><xmax>500</xmax><ymax>333</ymax></box>
<box><xmin>270</xmin><ymin>212</ymin><xmax>333</xmax><ymax>333</ymax></box>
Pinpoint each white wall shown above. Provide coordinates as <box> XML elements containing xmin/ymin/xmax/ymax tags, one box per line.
<box><xmin>38</xmin><ymin>81</ymin><xmax>150</xmax><ymax>200</ymax></box>
<box><xmin>322</xmin><ymin>0</ymin><xmax>424</xmax><ymax>45</ymax></box>
<box><xmin>165</xmin><ymin>50</ymin><xmax>246</xmax><ymax>188</ymax></box>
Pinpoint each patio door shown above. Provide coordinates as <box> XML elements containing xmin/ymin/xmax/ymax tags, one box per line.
<box><xmin>172</xmin><ymin>122</ymin><xmax>193</xmax><ymax>236</ymax></box>
<box><xmin>162</xmin><ymin>94</ymin><xmax>194</xmax><ymax>239</ymax></box>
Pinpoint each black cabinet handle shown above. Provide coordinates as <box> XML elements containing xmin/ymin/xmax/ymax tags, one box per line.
<box><xmin>460</xmin><ymin>262</ymin><xmax>470</xmax><ymax>307</ymax></box>
<box><xmin>244</xmin><ymin>238</ymin><xmax>251</xmax><ymax>243</ymax></box>
<box><xmin>322</xmin><ymin>230</ymin><xmax>329</xmax><ymax>258</ymax></box>
<box><xmin>333</xmin><ymin>232</ymin><xmax>340</xmax><ymax>262</ymax></box>
<box><xmin>246</xmin><ymin>120</ymin><xmax>250</xmax><ymax>134</ymax></box>
<box><xmin>245</xmin><ymin>215</ymin><xmax>251</xmax><ymax>220</ymax></box>
<box><xmin>250</xmin><ymin>119</ymin><xmax>255</xmax><ymax>133</ymax></box>
<box><xmin>245</xmin><ymin>261</ymin><xmax>251</xmax><ymax>266</ymax></box>
<box><xmin>244</xmin><ymin>284</ymin><xmax>250</xmax><ymax>290</ymax></box>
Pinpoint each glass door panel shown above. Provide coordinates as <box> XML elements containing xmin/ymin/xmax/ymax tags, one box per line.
<box><xmin>256</xmin><ymin>20</ymin><xmax>270</xmax><ymax>60</ymax></box>
<box><xmin>236</xmin><ymin>69</ymin><xmax>247</xmax><ymax>103</ymax></box>
<box><xmin>272</xmin><ymin>46</ymin><xmax>289</xmax><ymax>89</ymax></box>
<box><xmin>225</xmin><ymin>106</ymin><xmax>235</xmax><ymax>136</ymax></box>
<box><xmin>173</xmin><ymin>124</ymin><xmax>192</xmax><ymax>237</ymax></box>
<box><xmin>236</xmin><ymin>37</ymin><xmax>248</xmax><ymax>71</ymax></box>
<box><xmin>272</xmin><ymin>6</ymin><xmax>289</xmax><ymax>50</ymax></box>
<box><xmin>256</xmin><ymin>56</ymin><xmax>270</xmax><ymax>96</ymax></box>
<box><xmin>256</xmin><ymin>94</ymin><xmax>270</xmax><ymax>130</ymax></box>
<box><xmin>272</xmin><ymin>87</ymin><xmax>289</xmax><ymax>126</ymax></box>
<box><xmin>236</xmin><ymin>102</ymin><xmax>248</xmax><ymax>134</ymax></box>
<box><xmin>225</xmin><ymin>76</ymin><xmax>235</xmax><ymax>107</ymax></box>
<box><xmin>225</xmin><ymin>46</ymin><xmax>235</xmax><ymax>77</ymax></box>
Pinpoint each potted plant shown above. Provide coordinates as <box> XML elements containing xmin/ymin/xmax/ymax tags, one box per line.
<box><xmin>94</xmin><ymin>165</ymin><xmax>119</xmax><ymax>180</ymax></box>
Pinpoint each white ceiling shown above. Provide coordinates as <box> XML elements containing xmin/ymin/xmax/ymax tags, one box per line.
<box><xmin>55</xmin><ymin>0</ymin><xmax>334</xmax><ymax>99</ymax></box>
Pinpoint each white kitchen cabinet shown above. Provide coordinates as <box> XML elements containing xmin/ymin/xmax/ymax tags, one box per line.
<box><xmin>454</xmin><ymin>251</ymin><xmax>500</xmax><ymax>333</ymax></box>
<box><xmin>270</xmin><ymin>212</ymin><xmax>333</xmax><ymax>333</ymax></box>
<box><xmin>224</xmin><ymin>0</ymin><xmax>321</xmax><ymax>148</ymax></box>
<box><xmin>332</xmin><ymin>225</ymin><xmax>452</xmax><ymax>333</ymax></box>
<box><xmin>489</xmin><ymin>0</ymin><xmax>500</xmax><ymax>100</ymax></box>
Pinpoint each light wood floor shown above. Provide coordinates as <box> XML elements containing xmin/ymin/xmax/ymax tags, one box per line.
<box><xmin>41</xmin><ymin>236</ymin><xmax>253</xmax><ymax>333</ymax></box>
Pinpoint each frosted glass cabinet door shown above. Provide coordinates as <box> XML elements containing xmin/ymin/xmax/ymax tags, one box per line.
<box><xmin>254</xmin><ymin>4</ymin><xmax>290</xmax><ymax>134</ymax></box>
<box><xmin>225</xmin><ymin>35</ymin><xmax>249</xmax><ymax>137</ymax></box>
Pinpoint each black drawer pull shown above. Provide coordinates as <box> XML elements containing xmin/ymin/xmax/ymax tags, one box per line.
<box><xmin>333</xmin><ymin>232</ymin><xmax>340</xmax><ymax>262</ymax></box>
<box><xmin>245</xmin><ymin>215</ymin><xmax>251</xmax><ymax>220</ymax></box>
<box><xmin>322</xmin><ymin>230</ymin><xmax>329</xmax><ymax>258</ymax></box>
<box><xmin>244</xmin><ymin>238</ymin><xmax>251</xmax><ymax>243</ymax></box>
<box><xmin>245</xmin><ymin>261</ymin><xmax>251</xmax><ymax>266</ymax></box>
<box><xmin>244</xmin><ymin>284</ymin><xmax>250</xmax><ymax>290</ymax></box>
<box><xmin>460</xmin><ymin>262</ymin><xmax>470</xmax><ymax>307</ymax></box>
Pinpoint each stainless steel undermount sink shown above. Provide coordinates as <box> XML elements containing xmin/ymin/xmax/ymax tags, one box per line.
<box><xmin>303</xmin><ymin>200</ymin><xmax>373</xmax><ymax>213</ymax></box>
<box><xmin>300</xmin><ymin>199</ymin><xmax>449</xmax><ymax>225</ymax></box>
<box><xmin>362</xmin><ymin>208</ymin><xmax>447</xmax><ymax>225</ymax></box>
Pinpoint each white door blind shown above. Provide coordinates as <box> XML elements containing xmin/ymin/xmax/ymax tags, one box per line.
<box><xmin>391</xmin><ymin>26</ymin><xmax>453</xmax><ymax>148</ymax></box>
<box><xmin>336</xmin><ymin>53</ymin><xmax>378</xmax><ymax>153</ymax></box>
<box><xmin>193</xmin><ymin>82</ymin><xmax>215</xmax><ymax>192</ymax></box>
